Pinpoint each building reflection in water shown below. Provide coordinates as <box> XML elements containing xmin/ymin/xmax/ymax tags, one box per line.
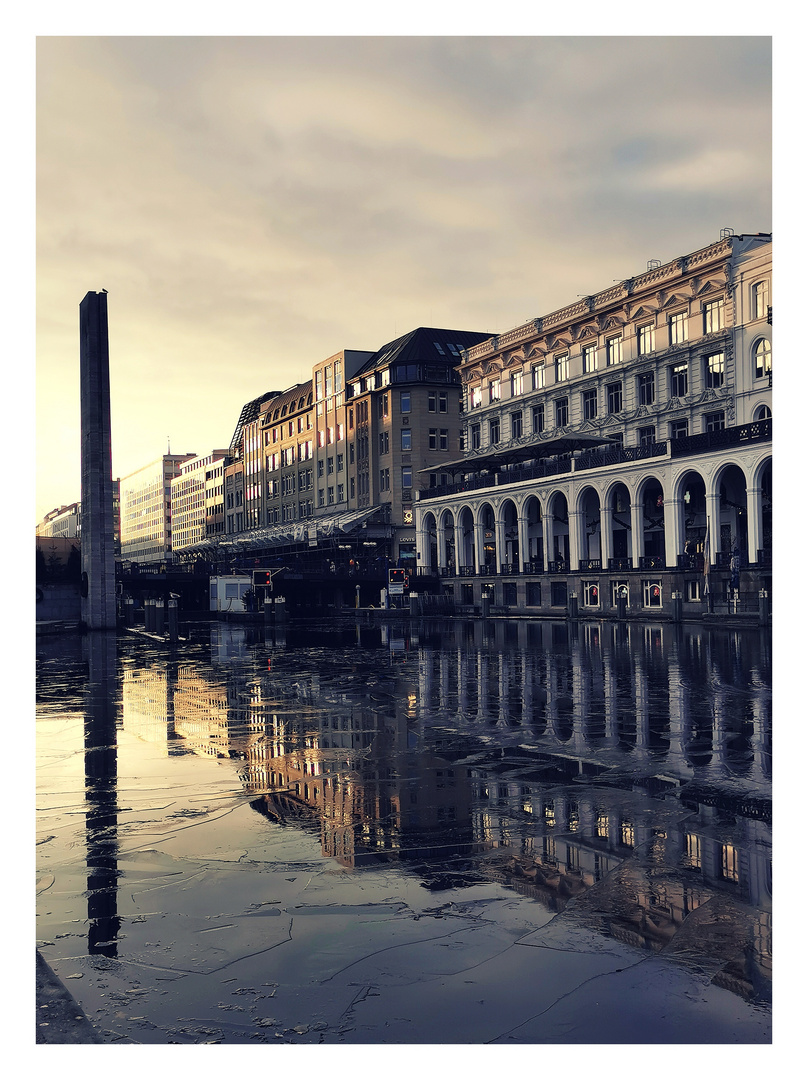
<box><xmin>119</xmin><ymin>618</ymin><xmax>771</xmax><ymax>1002</ymax></box>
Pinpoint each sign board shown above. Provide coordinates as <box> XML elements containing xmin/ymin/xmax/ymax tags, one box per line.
<box><xmin>389</xmin><ymin>583</ymin><xmax>404</xmax><ymax>596</ymax></box>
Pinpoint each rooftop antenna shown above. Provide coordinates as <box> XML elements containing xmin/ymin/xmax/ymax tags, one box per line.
<box><xmin>167</xmin><ymin>436</ymin><xmax>171</xmax><ymax>455</ymax></box>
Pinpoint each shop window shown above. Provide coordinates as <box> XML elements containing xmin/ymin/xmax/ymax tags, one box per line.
<box><xmin>643</xmin><ymin>580</ymin><xmax>663</xmax><ymax>607</ymax></box>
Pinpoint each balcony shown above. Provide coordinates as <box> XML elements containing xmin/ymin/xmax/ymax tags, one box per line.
<box><xmin>670</xmin><ymin>419</ymin><xmax>771</xmax><ymax>458</ymax></box>
<box><xmin>575</xmin><ymin>442</ymin><xmax>667</xmax><ymax>472</ymax></box>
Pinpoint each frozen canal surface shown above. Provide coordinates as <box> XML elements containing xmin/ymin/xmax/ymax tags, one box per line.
<box><xmin>36</xmin><ymin>617</ymin><xmax>772</xmax><ymax>1044</ymax></box>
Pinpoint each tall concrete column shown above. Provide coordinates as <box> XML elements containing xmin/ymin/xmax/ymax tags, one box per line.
<box><xmin>599</xmin><ymin>503</ymin><xmax>613</xmax><ymax>568</ymax></box>
<box><xmin>630</xmin><ymin>500</ymin><xmax>644</xmax><ymax>568</ymax></box>
<box><xmin>541</xmin><ymin>506</ymin><xmax>554</xmax><ymax>571</ymax></box>
<box><xmin>454</xmin><ymin>520</ymin><xmax>465</xmax><ymax>572</ymax></box>
<box><xmin>80</xmin><ymin>291</ymin><xmax>117</xmax><ymax>630</ymax></box>
<box><xmin>746</xmin><ymin>485</ymin><xmax>762</xmax><ymax>563</ymax></box>
<box><xmin>517</xmin><ymin>514</ymin><xmax>529</xmax><ymax>572</ymax></box>
<box><xmin>568</xmin><ymin>510</ymin><xmax>584</xmax><ymax>571</ymax></box>
<box><xmin>495</xmin><ymin>516</ymin><xmax>506</xmax><ymax>572</ymax></box>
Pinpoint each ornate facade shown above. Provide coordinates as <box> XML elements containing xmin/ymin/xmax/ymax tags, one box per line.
<box><xmin>415</xmin><ymin>232</ymin><xmax>772</xmax><ymax>617</ymax></box>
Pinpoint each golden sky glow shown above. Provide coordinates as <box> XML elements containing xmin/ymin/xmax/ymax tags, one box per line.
<box><xmin>35</xmin><ymin>34</ymin><xmax>771</xmax><ymax>523</ymax></box>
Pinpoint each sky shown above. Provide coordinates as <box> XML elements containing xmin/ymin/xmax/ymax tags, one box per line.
<box><xmin>34</xmin><ymin>33</ymin><xmax>772</xmax><ymax>524</ymax></box>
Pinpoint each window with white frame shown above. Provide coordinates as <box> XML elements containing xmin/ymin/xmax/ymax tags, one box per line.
<box><xmin>705</xmin><ymin>352</ymin><xmax>724</xmax><ymax>388</ymax></box>
<box><xmin>511</xmin><ymin>411</ymin><xmax>523</xmax><ymax>439</ymax></box>
<box><xmin>511</xmin><ymin>371</ymin><xmax>523</xmax><ymax>396</ymax></box>
<box><xmin>582</xmin><ymin>388</ymin><xmax>598</xmax><ymax>420</ymax></box>
<box><xmin>400</xmin><ymin>429</ymin><xmax>412</xmax><ymax>451</ymax></box>
<box><xmin>669</xmin><ymin>311</ymin><xmax>687</xmax><ymax>345</ymax></box>
<box><xmin>638</xmin><ymin>324</ymin><xmax>655</xmax><ymax>355</ymax></box>
<box><xmin>555</xmin><ymin>397</ymin><xmax>568</xmax><ymax>427</ymax></box>
<box><xmin>582</xmin><ymin>343</ymin><xmax>598</xmax><ymax>373</ymax></box>
<box><xmin>611</xmin><ymin>580</ymin><xmax>629</xmax><ymax>606</ymax></box>
<box><xmin>489</xmin><ymin>417</ymin><xmax>500</xmax><ymax>444</ymax></box>
<box><xmin>531</xmin><ymin>363</ymin><xmax>545</xmax><ymax>390</ymax></box>
<box><xmin>532</xmin><ymin>404</ymin><xmax>545</xmax><ymax>434</ymax></box>
<box><xmin>670</xmin><ymin>419</ymin><xmax>688</xmax><ymax>439</ymax></box>
<box><xmin>470</xmin><ymin>385</ymin><xmax>482</xmax><ymax>409</ymax></box>
<box><xmin>607</xmin><ymin>382</ymin><xmax>623</xmax><ymax>414</ymax></box>
<box><xmin>753</xmin><ymin>280</ymin><xmax>769</xmax><ymax>320</ymax></box>
<box><xmin>606</xmin><ymin>335</ymin><xmax>623</xmax><ymax>366</ymax></box>
<box><xmin>670</xmin><ymin>360</ymin><xmax>688</xmax><ymax>398</ymax></box>
<box><xmin>704</xmin><ymin>298</ymin><xmax>725</xmax><ymax>333</ymax></box>
<box><xmin>582</xmin><ymin>581</ymin><xmax>600</xmax><ymax>607</ymax></box>
<box><xmin>555</xmin><ymin>354</ymin><xmax>569</xmax><ymax>382</ymax></box>
<box><xmin>638</xmin><ymin>425</ymin><xmax>656</xmax><ymax>446</ymax></box>
<box><xmin>643</xmin><ymin>580</ymin><xmax>662</xmax><ymax>607</ymax></box>
<box><xmin>488</xmin><ymin>379</ymin><xmax>501</xmax><ymax>403</ymax></box>
<box><xmin>754</xmin><ymin>338</ymin><xmax>772</xmax><ymax>379</ymax></box>
<box><xmin>705</xmin><ymin>410</ymin><xmax>725</xmax><ymax>432</ymax></box>
<box><xmin>470</xmin><ymin>423</ymin><xmax>481</xmax><ymax>449</ymax></box>
<box><xmin>637</xmin><ymin>371</ymin><xmax>655</xmax><ymax>406</ymax></box>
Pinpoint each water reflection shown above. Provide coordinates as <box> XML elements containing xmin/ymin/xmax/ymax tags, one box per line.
<box><xmin>40</xmin><ymin>617</ymin><xmax>772</xmax><ymax>1021</ymax></box>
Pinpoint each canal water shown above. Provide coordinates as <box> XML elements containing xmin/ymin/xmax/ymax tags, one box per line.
<box><xmin>35</xmin><ymin>617</ymin><xmax>772</xmax><ymax>1044</ymax></box>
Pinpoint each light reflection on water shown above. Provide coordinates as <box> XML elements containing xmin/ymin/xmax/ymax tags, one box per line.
<box><xmin>36</xmin><ymin>618</ymin><xmax>771</xmax><ymax>1043</ymax></box>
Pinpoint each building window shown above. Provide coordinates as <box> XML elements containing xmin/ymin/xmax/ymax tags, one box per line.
<box><xmin>379</xmin><ymin>468</ymin><xmax>390</xmax><ymax>491</ymax></box>
<box><xmin>400</xmin><ymin>429</ymin><xmax>412</xmax><ymax>451</ymax></box>
<box><xmin>555</xmin><ymin>398</ymin><xmax>568</xmax><ymax>428</ymax></box>
<box><xmin>638</xmin><ymin>425</ymin><xmax>656</xmax><ymax>446</ymax></box>
<box><xmin>527</xmin><ymin>581</ymin><xmax>542</xmax><ymax>606</ymax></box>
<box><xmin>555</xmin><ymin>354</ymin><xmax>569</xmax><ymax>382</ymax></box>
<box><xmin>670</xmin><ymin>361</ymin><xmax>688</xmax><ymax>398</ymax></box>
<box><xmin>705</xmin><ymin>352</ymin><xmax>724</xmax><ymax>388</ymax></box>
<box><xmin>532</xmin><ymin>404</ymin><xmax>545</xmax><ymax>434</ymax></box>
<box><xmin>582</xmin><ymin>343</ymin><xmax>598</xmax><ymax>373</ymax></box>
<box><xmin>428</xmin><ymin>391</ymin><xmax>437</xmax><ymax>412</ymax></box>
<box><xmin>511</xmin><ymin>410</ymin><xmax>523</xmax><ymax>439</ymax></box>
<box><xmin>471</xmin><ymin>423</ymin><xmax>481</xmax><ymax>450</ymax></box>
<box><xmin>582</xmin><ymin>389</ymin><xmax>598</xmax><ymax>421</ymax></box>
<box><xmin>531</xmin><ymin>363</ymin><xmax>545</xmax><ymax>390</ymax></box>
<box><xmin>637</xmin><ymin>371</ymin><xmax>655</xmax><ymax>406</ymax></box>
<box><xmin>336</xmin><ymin>483</ymin><xmax>344</xmax><ymax>503</ymax></box>
<box><xmin>439</xmin><ymin>428</ymin><xmax>449</xmax><ymax>451</ymax></box>
<box><xmin>754</xmin><ymin>338</ymin><xmax>772</xmax><ymax>379</ymax></box>
<box><xmin>670</xmin><ymin>419</ymin><xmax>689</xmax><ymax>440</ymax></box>
<box><xmin>606</xmin><ymin>335</ymin><xmax>622</xmax><ymax>366</ymax></box>
<box><xmin>511</xmin><ymin>371</ymin><xmax>523</xmax><ymax>396</ymax></box>
<box><xmin>611</xmin><ymin>580</ymin><xmax>629</xmax><ymax>607</ymax></box>
<box><xmin>350</xmin><ymin>477</ymin><xmax>355</xmax><ymax>499</ymax></box>
<box><xmin>470</xmin><ymin>385</ymin><xmax>482</xmax><ymax>409</ymax></box>
<box><xmin>637</xmin><ymin>324</ymin><xmax>655</xmax><ymax>355</ymax></box>
<box><xmin>582</xmin><ymin>581</ymin><xmax>600</xmax><ymax>608</ymax></box>
<box><xmin>327</xmin><ymin>456</ymin><xmax>334</xmax><ymax>475</ymax></box>
<box><xmin>379</xmin><ymin>432</ymin><xmax>389</xmax><ymax>455</ymax></box>
<box><xmin>428</xmin><ymin>428</ymin><xmax>437</xmax><ymax>450</ymax></box>
<box><xmin>401</xmin><ymin>466</ymin><xmax>413</xmax><ymax>490</ymax></box>
<box><xmin>488</xmin><ymin>379</ymin><xmax>501</xmax><ymax>403</ymax></box>
<box><xmin>607</xmin><ymin>382</ymin><xmax>623</xmax><ymax>414</ymax></box>
<box><xmin>669</xmin><ymin>311</ymin><xmax>687</xmax><ymax>345</ymax></box>
<box><xmin>753</xmin><ymin>281</ymin><xmax>769</xmax><ymax>320</ymax></box>
<box><xmin>400</xmin><ymin>391</ymin><xmax>411</xmax><ymax>413</ymax></box>
<box><xmin>318</xmin><ymin>488</ymin><xmax>325</xmax><ymax>507</ymax></box>
<box><xmin>643</xmin><ymin>580</ymin><xmax>663</xmax><ymax>607</ymax></box>
<box><xmin>489</xmin><ymin>417</ymin><xmax>501</xmax><ymax>445</ymax></box>
<box><xmin>705</xmin><ymin>410</ymin><xmax>725</xmax><ymax>432</ymax></box>
<box><xmin>378</xmin><ymin>393</ymin><xmax>389</xmax><ymax>420</ymax></box>
<box><xmin>704</xmin><ymin>298</ymin><xmax>724</xmax><ymax>334</ymax></box>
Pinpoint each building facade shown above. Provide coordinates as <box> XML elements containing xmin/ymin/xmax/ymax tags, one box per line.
<box><xmin>119</xmin><ymin>455</ymin><xmax>195</xmax><ymax>564</ymax></box>
<box><xmin>37</xmin><ymin>502</ymin><xmax>81</xmax><ymax>539</ymax></box>
<box><xmin>170</xmin><ymin>450</ymin><xmax>229</xmax><ymax>555</ymax></box>
<box><xmin>415</xmin><ymin>232</ymin><xmax>772</xmax><ymax>616</ymax></box>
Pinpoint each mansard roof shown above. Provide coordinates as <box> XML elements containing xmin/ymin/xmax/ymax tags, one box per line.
<box><xmin>353</xmin><ymin>326</ymin><xmax>491</xmax><ymax>377</ymax></box>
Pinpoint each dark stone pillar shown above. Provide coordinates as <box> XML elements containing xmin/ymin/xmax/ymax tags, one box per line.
<box><xmin>80</xmin><ymin>291</ymin><xmax>117</xmax><ymax>630</ymax></box>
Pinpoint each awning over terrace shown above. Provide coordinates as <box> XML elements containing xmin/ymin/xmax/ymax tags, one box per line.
<box><xmin>180</xmin><ymin>506</ymin><xmax>383</xmax><ymax>557</ymax></box>
<box><xmin>419</xmin><ymin>432</ymin><xmax>621</xmax><ymax>476</ymax></box>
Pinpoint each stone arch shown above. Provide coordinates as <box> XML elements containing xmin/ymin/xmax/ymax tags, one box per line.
<box><xmin>499</xmin><ymin>497</ymin><xmax>520</xmax><ymax>569</ymax></box>
<box><xmin>713</xmin><ymin>461</ymin><xmax>751</xmax><ymax>561</ymax></box>
<box><xmin>421</xmin><ymin>510</ymin><xmax>439</xmax><ymax>572</ymax></box>
<box><xmin>477</xmin><ymin>501</ymin><xmax>497</xmax><ymax>572</ymax></box>
<box><xmin>439</xmin><ymin>507</ymin><xmax>457</xmax><ymax>573</ymax></box>
<box><xmin>602</xmin><ymin>479</ymin><xmax>633</xmax><ymax>565</ymax></box>
<box><xmin>635</xmin><ymin>472</ymin><xmax>667</xmax><ymax>566</ymax></box>
<box><xmin>547</xmin><ymin>489</ymin><xmax>570</xmax><ymax>569</ymax></box>
<box><xmin>523</xmin><ymin>493</ymin><xmax>544</xmax><ymax>570</ymax></box>
<box><xmin>575</xmin><ymin>484</ymin><xmax>603</xmax><ymax>565</ymax></box>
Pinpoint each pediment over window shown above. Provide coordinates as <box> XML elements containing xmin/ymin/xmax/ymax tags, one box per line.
<box><xmin>630</xmin><ymin>303</ymin><xmax>659</xmax><ymax>321</ymax></box>
<box><xmin>602</xmin><ymin>414</ymin><xmax>622</xmax><ymax>428</ymax></box>
<box><xmin>599</xmin><ymin>313</ymin><xmax>627</xmax><ymax>331</ymax></box>
<box><xmin>482</xmin><ymin>360</ymin><xmax>503</xmax><ymax>376</ymax></box>
<box><xmin>502</xmin><ymin>351</ymin><xmax>525</xmax><ymax>368</ymax></box>
<box><xmin>573</xmin><ymin>324</ymin><xmax>599</xmax><ymax>342</ymax></box>
<box><xmin>526</xmin><ymin>346</ymin><xmax>545</xmax><ymax>360</ymax></box>
<box><xmin>695</xmin><ymin>277</ymin><xmax>725</xmax><ymax>296</ymax></box>
<box><xmin>660</xmin><ymin>291</ymin><xmax>690</xmax><ymax>309</ymax></box>
<box><xmin>545</xmin><ymin>334</ymin><xmax>572</xmax><ymax>352</ymax></box>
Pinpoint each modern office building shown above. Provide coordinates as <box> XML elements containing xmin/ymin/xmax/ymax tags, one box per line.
<box><xmin>37</xmin><ymin>502</ymin><xmax>81</xmax><ymax>539</ymax></box>
<box><xmin>414</xmin><ymin>231</ymin><xmax>772</xmax><ymax>616</ymax></box>
<box><xmin>170</xmin><ymin>450</ymin><xmax>229</xmax><ymax>554</ymax></box>
<box><xmin>119</xmin><ymin>454</ymin><xmax>195</xmax><ymax>564</ymax></box>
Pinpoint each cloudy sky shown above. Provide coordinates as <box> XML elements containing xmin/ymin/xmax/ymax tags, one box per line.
<box><xmin>35</xmin><ymin>34</ymin><xmax>771</xmax><ymax>523</ymax></box>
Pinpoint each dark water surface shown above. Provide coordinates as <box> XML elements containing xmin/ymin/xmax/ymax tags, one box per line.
<box><xmin>36</xmin><ymin>617</ymin><xmax>771</xmax><ymax>1044</ymax></box>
